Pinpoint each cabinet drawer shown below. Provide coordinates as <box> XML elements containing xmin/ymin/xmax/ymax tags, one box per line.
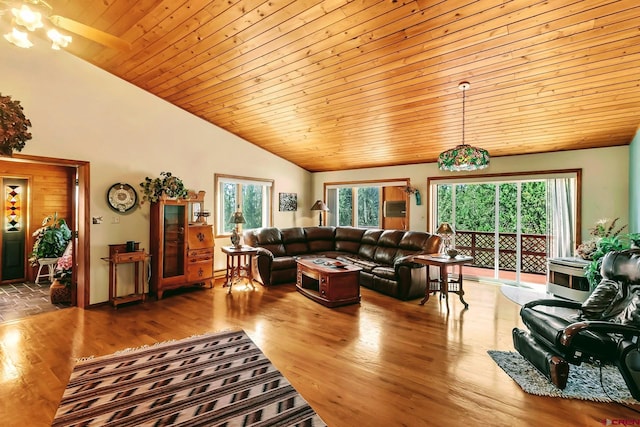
<box><xmin>187</xmin><ymin>260</ymin><xmax>213</xmax><ymax>282</ymax></box>
<box><xmin>188</xmin><ymin>248</ymin><xmax>213</xmax><ymax>260</ymax></box>
<box><xmin>113</xmin><ymin>251</ymin><xmax>147</xmax><ymax>263</ymax></box>
<box><xmin>188</xmin><ymin>225</ymin><xmax>213</xmax><ymax>250</ymax></box>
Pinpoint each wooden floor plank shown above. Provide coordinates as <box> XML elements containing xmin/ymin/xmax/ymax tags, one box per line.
<box><xmin>0</xmin><ymin>279</ymin><xmax>636</xmax><ymax>426</ymax></box>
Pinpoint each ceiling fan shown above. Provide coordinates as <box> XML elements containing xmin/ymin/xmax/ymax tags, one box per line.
<box><xmin>0</xmin><ymin>0</ymin><xmax>130</xmax><ymax>51</ymax></box>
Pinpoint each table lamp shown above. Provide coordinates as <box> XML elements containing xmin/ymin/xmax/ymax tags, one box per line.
<box><xmin>230</xmin><ymin>210</ymin><xmax>246</xmax><ymax>248</ymax></box>
<box><xmin>436</xmin><ymin>222</ymin><xmax>455</xmax><ymax>254</ymax></box>
<box><xmin>310</xmin><ymin>200</ymin><xmax>329</xmax><ymax>226</ymax></box>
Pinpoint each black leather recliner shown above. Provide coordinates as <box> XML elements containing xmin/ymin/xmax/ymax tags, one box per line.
<box><xmin>512</xmin><ymin>250</ymin><xmax>640</xmax><ymax>399</ymax></box>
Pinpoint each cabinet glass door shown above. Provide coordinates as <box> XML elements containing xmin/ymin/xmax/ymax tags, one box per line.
<box><xmin>163</xmin><ymin>204</ymin><xmax>185</xmax><ymax>278</ymax></box>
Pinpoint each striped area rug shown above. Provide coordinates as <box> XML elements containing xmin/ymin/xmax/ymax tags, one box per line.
<box><xmin>52</xmin><ymin>330</ymin><xmax>326</xmax><ymax>426</ymax></box>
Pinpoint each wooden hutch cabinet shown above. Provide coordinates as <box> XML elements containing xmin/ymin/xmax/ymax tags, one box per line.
<box><xmin>149</xmin><ymin>191</ymin><xmax>214</xmax><ymax>299</ymax></box>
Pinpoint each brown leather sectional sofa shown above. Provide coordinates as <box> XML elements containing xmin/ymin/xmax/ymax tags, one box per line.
<box><xmin>243</xmin><ymin>226</ymin><xmax>441</xmax><ymax>300</ymax></box>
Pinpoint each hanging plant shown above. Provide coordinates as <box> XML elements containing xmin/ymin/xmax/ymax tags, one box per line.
<box><xmin>0</xmin><ymin>93</ymin><xmax>32</xmax><ymax>156</ymax></box>
<box><xmin>139</xmin><ymin>171</ymin><xmax>189</xmax><ymax>204</ymax></box>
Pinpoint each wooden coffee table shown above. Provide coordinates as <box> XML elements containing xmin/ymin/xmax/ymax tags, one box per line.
<box><xmin>296</xmin><ymin>258</ymin><xmax>362</xmax><ymax>307</ymax></box>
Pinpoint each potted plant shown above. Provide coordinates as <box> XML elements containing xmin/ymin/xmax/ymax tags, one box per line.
<box><xmin>583</xmin><ymin>228</ymin><xmax>640</xmax><ymax>290</ymax></box>
<box><xmin>29</xmin><ymin>213</ymin><xmax>72</xmax><ymax>267</ymax></box>
<box><xmin>139</xmin><ymin>171</ymin><xmax>189</xmax><ymax>204</ymax></box>
<box><xmin>50</xmin><ymin>245</ymin><xmax>73</xmax><ymax>304</ymax></box>
<box><xmin>0</xmin><ymin>93</ymin><xmax>33</xmax><ymax>156</ymax></box>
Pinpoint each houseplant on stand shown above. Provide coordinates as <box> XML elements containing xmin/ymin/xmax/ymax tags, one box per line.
<box><xmin>29</xmin><ymin>214</ymin><xmax>72</xmax><ymax>301</ymax></box>
<box><xmin>578</xmin><ymin>218</ymin><xmax>640</xmax><ymax>290</ymax></box>
<box><xmin>29</xmin><ymin>213</ymin><xmax>72</xmax><ymax>267</ymax></box>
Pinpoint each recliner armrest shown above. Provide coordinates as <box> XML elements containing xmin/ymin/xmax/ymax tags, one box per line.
<box><xmin>560</xmin><ymin>321</ymin><xmax>640</xmax><ymax>347</ymax></box>
<box><xmin>394</xmin><ymin>255</ymin><xmax>421</xmax><ymax>268</ymax></box>
<box><xmin>523</xmin><ymin>298</ymin><xmax>583</xmax><ymax>310</ymax></box>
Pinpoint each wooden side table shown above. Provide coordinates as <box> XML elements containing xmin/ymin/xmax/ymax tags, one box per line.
<box><xmin>221</xmin><ymin>245</ymin><xmax>259</xmax><ymax>293</ymax></box>
<box><xmin>102</xmin><ymin>243</ymin><xmax>150</xmax><ymax>308</ymax></box>
<box><xmin>413</xmin><ymin>254</ymin><xmax>473</xmax><ymax>311</ymax></box>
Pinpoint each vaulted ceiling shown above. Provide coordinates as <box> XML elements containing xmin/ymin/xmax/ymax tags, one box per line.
<box><xmin>11</xmin><ymin>0</ymin><xmax>640</xmax><ymax>172</ymax></box>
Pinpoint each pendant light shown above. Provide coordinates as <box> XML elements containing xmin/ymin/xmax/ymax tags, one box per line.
<box><xmin>438</xmin><ymin>82</ymin><xmax>490</xmax><ymax>171</ymax></box>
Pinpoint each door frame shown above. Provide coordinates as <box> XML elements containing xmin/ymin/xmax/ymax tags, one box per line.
<box><xmin>2</xmin><ymin>154</ymin><xmax>90</xmax><ymax>308</ymax></box>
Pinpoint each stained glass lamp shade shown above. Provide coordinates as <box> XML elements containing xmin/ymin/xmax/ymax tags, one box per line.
<box><xmin>438</xmin><ymin>82</ymin><xmax>490</xmax><ymax>172</ymax></box>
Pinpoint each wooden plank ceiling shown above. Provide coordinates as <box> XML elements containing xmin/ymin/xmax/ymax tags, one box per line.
<box><xmin>19</xmin><ymin>0</ymin><xmax>640</xmax><ymax>172</ymax></box>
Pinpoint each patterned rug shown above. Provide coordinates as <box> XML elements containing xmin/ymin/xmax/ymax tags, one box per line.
<box><xmin>53</xmin><ymin>330</ymin><xmax>326</xmax><ymax>426</ymax></box>
<box><xmin>488</xmin><ymin>350</ymin><xmax>640</xmax><ymax>404</ymax></box>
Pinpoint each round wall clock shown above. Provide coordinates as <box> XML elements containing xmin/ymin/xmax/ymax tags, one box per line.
<box><xmin>107</xmin><ymin>183</ymin><xmax>138</xmax><ymax>213</ymax></box>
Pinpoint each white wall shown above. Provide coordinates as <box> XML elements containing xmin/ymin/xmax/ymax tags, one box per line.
<box><xmin>0</xmin><ymin>41</ymin><xmax>312</xmax><ymax>304</ymax></box>
<box><xmin>312</xmin><ymin>146</ymin><xmax>630</xmax><ymax>242</ymax></box>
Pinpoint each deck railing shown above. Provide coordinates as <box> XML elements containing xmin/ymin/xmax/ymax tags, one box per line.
<box><xmin>454</xmin><ymin>230</ymin><xmax>547</xmax><ymax>274</ymax></box>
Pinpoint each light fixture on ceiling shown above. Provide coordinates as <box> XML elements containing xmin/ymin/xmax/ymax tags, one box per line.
<box><xmin>438</xmin><ymin>82</ymin><xmax>490</xmax><ymax>171</ymax></box>
<box><xmin>2</xmin><ymin>1</ymin><xmax>72</xmax><ymax>50</ymax></box>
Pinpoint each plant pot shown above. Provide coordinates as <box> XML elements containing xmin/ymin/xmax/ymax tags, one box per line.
<box><xmin>50</xmin><ymin>279</ymin><xmax>71</xmax><ymax>304</ymax></box>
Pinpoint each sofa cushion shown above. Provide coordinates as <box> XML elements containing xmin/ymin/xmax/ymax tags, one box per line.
<box><xmin>372</xmin><ymin>266</ymin><xmax>396</xmax><ymax>280</ymax></box>
<box><xmin>373</xmin><ymin>230</ymin><xmax>404</xmax><ymax>264</ymax></box>
<box><xmin>335</xmin><ymin>227</ymin><xmax>366</xmax><ymax>254</ymax></box>
<box><xmin>281</xmin><ymin>227</ymin><xmax>309</xmax><ymax>255</ymax></box>
<box><xmin>337</xmin><ymin>255</ymin><xmax>378</xmax><ymax>272</ymax></box>
<box><xmin>254</xmin><ymin>227</ymin><xmax>286</xmax><ymax>257</ymax></box>
<box><xmin>305</xmin><ymin>227</ymin><xmax>335</xmax><ymax>252</ymax></box>
<box><xmin>395</xmin><ymin>231</ymin><xmax>430</xmax><ymax>259</ymax></box>
<box><xmin>358</xmin><ymin>229</ymin><xmax>383</xmax><ymax>260</ymax></box>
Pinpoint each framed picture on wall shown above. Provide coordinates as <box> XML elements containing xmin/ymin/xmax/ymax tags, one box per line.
<box><xmin>279</xmin><ymin>193</ymin><xmax>297</xmax><ymax>211</ymax></box>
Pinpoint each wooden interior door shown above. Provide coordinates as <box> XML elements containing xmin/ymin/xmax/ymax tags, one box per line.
<box><xmin>382</xmin><ymin>186</ymin><xmax>408</xmax><ymax>230</ymax></box>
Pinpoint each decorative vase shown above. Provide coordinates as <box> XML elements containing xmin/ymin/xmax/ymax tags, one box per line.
<box><xmin>50</xmin><ymin>279</ymin><xmax>71</xmax><ymax>304</ymax></box>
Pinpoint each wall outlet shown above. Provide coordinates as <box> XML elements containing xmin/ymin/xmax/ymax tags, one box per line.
<box><xmin>112</xmin><ymin>216</ymin><xmax>120</xmax><ymax>224</ymax></box>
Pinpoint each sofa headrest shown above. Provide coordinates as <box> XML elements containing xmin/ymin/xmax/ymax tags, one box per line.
<box><xmin>398</xmin><ymin>231</ymin><xmax>429</xmax><ymax>251</ymax></box>
<box><xmin>254</xmin><ymin>227</ymin><xmax>283</xmax><ymax>244</ymax></box>
<box><xmin>602</xmin><ymin>250</ymin><xmax>640</xmax><ymax>284</ymax></box>
<box><xmin>361</xmin><ymin>229</ymin><xmax>383</xmax><ymax>245</ymax></box>
<box><xmin>378</xmin><ymin>230</ymin><xmax>405</xmax><ymax>247</ymax></box>
<box><xmin>305</xmin><ymin>226</ymin><xmax>335</xmax><ymax>240</ymax></box>
<box><xmin>335</xmin><ymin>227</ymin><xmax>366</xmax><ymax>241</ymax></box>
<box><xmin>281</xmin><ymin>227</ymin><xmax>306</xmax><ymax>243</ymax></box>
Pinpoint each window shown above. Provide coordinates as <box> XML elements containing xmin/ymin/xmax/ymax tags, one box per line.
<box><xmin>215</xmin><ymin>174</ymin><xmax>273</xmax><ymax>236</ymax></box>
<box><xmin>325</xmin><ymin>179</ymin><xmax>408</xmax><ymax>228</ymax></box>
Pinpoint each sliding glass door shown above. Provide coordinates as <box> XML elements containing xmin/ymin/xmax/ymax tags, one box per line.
<box><xmin>432</xmin><ymin>173</ymin><xmax>577</xmax><ymax>286</ymax></box>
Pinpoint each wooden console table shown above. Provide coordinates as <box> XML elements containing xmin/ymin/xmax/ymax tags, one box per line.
<box><xmin>221</xmin><ymin>245</ymin><xmax>259</xmax><ymax>293</ymax></box>
<box><xmin>413</xmin><ymin>254</ymin><xmax>473</xmax><ymax>311</ymax></box>
<box><xmin>102</xmin><ymin>243</ymin><xmax>150</xmax><ymax>308</ymax></box>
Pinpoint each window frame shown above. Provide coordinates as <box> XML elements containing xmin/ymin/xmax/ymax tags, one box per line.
<box><xmin>324</xmin><ymin>179</ymin><xmax>410</xmax><ymax>228</ymax></box>
<box><xmin>214</xmin><ymin>174</ymin><xmax>274</xmax><ymax>237</ymax></box>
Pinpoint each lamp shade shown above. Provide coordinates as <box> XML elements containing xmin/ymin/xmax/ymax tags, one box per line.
<box><xmin>310</xmin><ymin>200</ymin><xmax>329</xmax><ymax>211</ymax></box>
<box><xmin>437</xmin><ymin>144</ymin><xmax>490</xmax><ymax>171</ymax></box>
<box><xmin>230</xmin><ymin>211</ymin><xmax>246</xmax><ymax>224</ymax></box>
<box><xmin>436</xmin><ymin>222</ymin><xmax>455</xmax><ymax>235</ymax></box>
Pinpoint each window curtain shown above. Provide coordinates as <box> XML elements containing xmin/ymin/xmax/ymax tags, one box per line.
<box><xmin>546</xmin><ymin>178</ymin><xmax>575</xmax><ymax>258</ymax></box>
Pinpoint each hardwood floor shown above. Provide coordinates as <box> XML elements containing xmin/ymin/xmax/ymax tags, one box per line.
<box><xmin>0</xmin><ymin>279</ymin><xmax>637</xmax><ymax>426</ymax></box>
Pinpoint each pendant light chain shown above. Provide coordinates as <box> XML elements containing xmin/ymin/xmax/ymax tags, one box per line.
<box><xmin>462</xmin><ymin>85</ymin><xmax>466</xmax><ymax>146</ymax></box>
